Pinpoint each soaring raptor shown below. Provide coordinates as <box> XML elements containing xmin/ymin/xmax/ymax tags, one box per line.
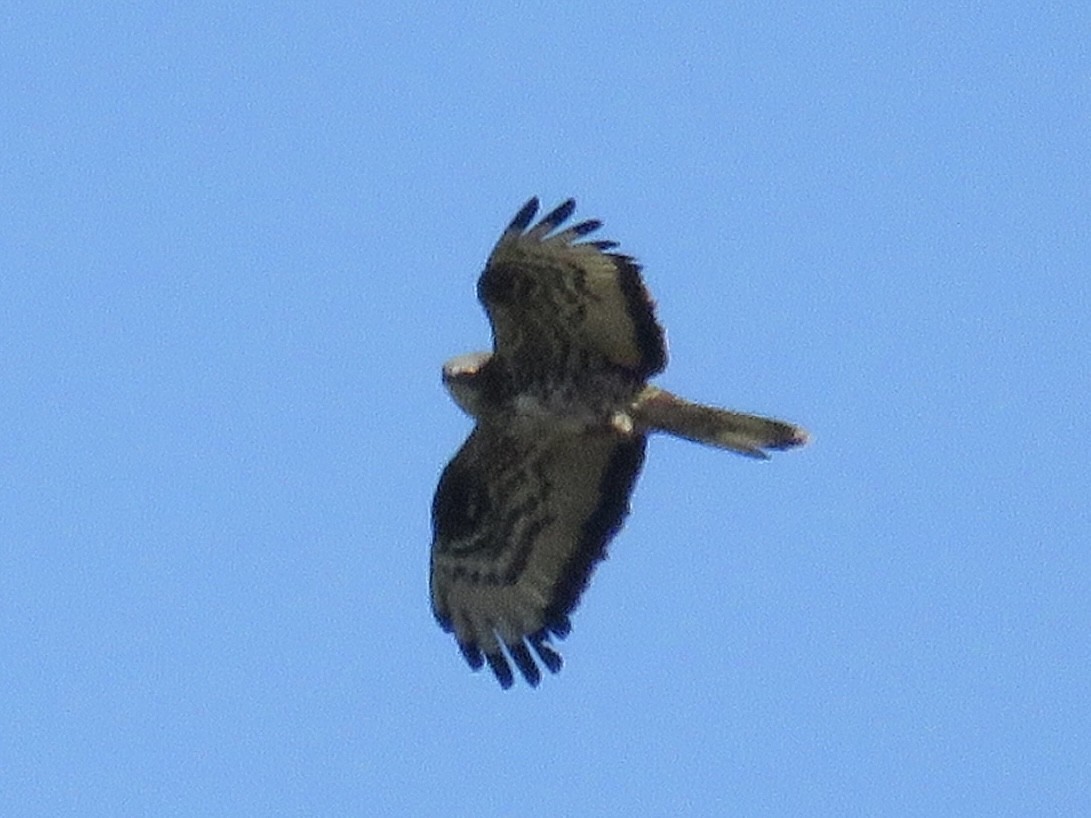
<box><xmin>431</xmin><ymin>198</ymin><xmax>808</xmax><ymax>688</ymax></box>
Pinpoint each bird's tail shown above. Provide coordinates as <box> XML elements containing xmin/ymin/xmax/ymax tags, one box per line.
<box><xmin>630</xmin><ymin>386</ymin><xmax>809</xmax><ymax>459</ymax></box>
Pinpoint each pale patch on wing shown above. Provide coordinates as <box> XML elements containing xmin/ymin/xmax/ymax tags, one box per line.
<box><xmin>478</xmin><ymin>198</ymin><xmax>667</xmax><ymax>381</ymax></box>
<box><xmin>430</xmin><ymin>421</ymin><xmax>646</xmax><ymax>688</ymax></box>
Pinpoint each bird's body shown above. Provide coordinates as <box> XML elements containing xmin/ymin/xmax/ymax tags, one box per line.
<box><xmin>431</xmin><ymin>198</ymin><xmax>807</xmax><ymax>688</ymax></box>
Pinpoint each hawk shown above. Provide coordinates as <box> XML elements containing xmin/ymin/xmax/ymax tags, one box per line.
<box><xmin>431</xmin><ymin>198</ymin><xmax>808</xmax><ymax>688</ymax></box>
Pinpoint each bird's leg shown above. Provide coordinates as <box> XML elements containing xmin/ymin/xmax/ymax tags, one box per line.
<box><xmin>609</xmin><ymin>410</ymin><xmax>635</xmax><ymax>436</ymax></box>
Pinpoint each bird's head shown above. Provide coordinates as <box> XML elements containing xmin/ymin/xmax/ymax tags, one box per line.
<box><xmin>442</xmin><ymin>351</ymin><xmax>493</xmax><ymax>418</ymax></box>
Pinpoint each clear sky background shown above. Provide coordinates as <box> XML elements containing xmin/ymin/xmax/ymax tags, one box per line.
<box><xmin>3</xmin><ymin>4</ymin><xmax>1088</xmax><ymax>815</ymax></box>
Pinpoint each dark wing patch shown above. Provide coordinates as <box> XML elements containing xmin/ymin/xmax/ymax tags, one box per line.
<box><xmin>430</xmin><ymin>422</ymin><xmax>646</xmax><ymax>688</ymax></box>
<box><xmin>479</xmin><ymin>198</ymin><xmax>667</xmax><ymax>381</ymax></box>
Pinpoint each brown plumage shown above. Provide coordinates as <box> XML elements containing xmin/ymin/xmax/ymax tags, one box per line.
<box><xmin>431</xmin><ymin>198</ymin><xmax>808</xmax><ymax>688</ymax></box>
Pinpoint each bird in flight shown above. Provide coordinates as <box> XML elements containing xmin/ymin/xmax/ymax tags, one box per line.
<box><xmin>431</xmin><ymin>198</ymin><xmax>808</xmax><ymax>688</ymax></box>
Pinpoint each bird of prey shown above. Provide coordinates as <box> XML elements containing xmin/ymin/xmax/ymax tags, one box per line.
<box><xmin>431</xmin><ymin>198</ymin><xmax>808</xmax><ymax>688</ymax></box>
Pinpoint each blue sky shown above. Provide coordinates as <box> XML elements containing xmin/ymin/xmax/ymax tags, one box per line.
<box><xmin>2</xmin><ymin>3</ymin><xmax>1088</xmax><ymax>815</ymax></box>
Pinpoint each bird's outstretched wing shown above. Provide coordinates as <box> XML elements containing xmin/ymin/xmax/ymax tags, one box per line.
<box><xmin>478</xmin><ymin>198</ymin><xmax>667</xmax><ymax>381</ymax></box>
<box><xmin>430</xmin><ymin>421</ymin><xmax>645</xmax><ymax>688</ymax></box>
